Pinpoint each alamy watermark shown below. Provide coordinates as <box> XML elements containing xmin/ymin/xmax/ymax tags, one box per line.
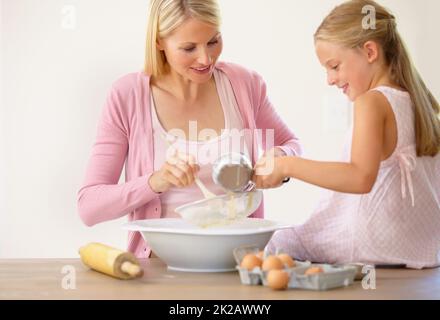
<box><xmin>362</xmin><ymin>5</ymin><xmax>377</xmax><ymax>30</ymax></box>
<box><xmin>361</xmin><ymin>265</ymin><xmax>376</xmax><ymax>290</ymax></box>
<box><xmin>61</xmin><ymin>265</ymin><xmax>76</xmax><ymax>290</ymax></box>
<box><xmin>162</xmin><ymin>122</ymin><xmax>277</xmax><ymax>175</ymax></box>
<box><xmin>61</xmin><ymin>4</ymin><xmax>77</xmax><ymax>30</ymax></box>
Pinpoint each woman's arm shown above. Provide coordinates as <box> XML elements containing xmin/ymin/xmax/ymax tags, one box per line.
<box><xmin>77</xmin><ymin>86</ymin><xmax>159</xmax><ymax>226</ymax></box>
<box><xmin>254</xmin><ymin>91</ymin><xmax>387</xmax><ymax>193</ymax></box>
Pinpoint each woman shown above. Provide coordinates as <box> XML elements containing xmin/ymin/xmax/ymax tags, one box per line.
<box><xmin>77</xmin><ymin>0</ymin><xmax>302</xmax><ymax>258</ymax></box>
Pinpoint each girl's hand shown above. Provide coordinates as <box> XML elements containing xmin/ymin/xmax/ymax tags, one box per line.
<box><xmin>252</xmin><ymin>152</ymin><xmax>288</xmax><ymax>189</ymax></box>
<box><xmin>148</xmin><ymin>151</ymin><xmax>200</xmax><ymax>194</ymax></box>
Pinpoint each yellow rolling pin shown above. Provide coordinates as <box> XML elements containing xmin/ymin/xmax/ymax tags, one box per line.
<box><xmin>79</xmin><ymin>242</ymin><xmax>143</xmax><ymax>280</ymax></box>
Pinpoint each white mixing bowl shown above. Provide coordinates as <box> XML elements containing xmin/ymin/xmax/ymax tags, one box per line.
<box><xmin>122</xmin><ymin>218</ymin><xmax>291</xmax><ymax>272</ymax></box>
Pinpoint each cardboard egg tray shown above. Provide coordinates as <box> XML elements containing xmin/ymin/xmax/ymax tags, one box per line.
<box><xmin>233</xmin><ymin>245</ymin><xmax>263</xmax><ymax>285</ymax></box>
<box><xmin>233</xmin><ymin>246</ymin><xmax>357</xmax><ymax>291</ymax></box>
<box><xmin>233</xmin><ymin>245</ymin><xmax>311</xmax><ymax>286</ymax></box>
<box><xmin>287</xmin><ymin>264</ymin><xmax>357</xmax><ymax>291</ymax></box>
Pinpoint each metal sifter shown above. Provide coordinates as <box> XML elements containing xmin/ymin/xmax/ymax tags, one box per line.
<box><xmin>212</xmin><ymin>152</ymin><xmax>290</xmax><ymax>193</ymax></box>
<box><xmin>212</xmin><ymin>153</ymin><xmax>255</xmax><ymax>193</ymax></box>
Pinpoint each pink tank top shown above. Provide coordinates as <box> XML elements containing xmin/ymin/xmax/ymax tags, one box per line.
<box><xmin>151</xmin><ymin>69</ymin><xmax>251</xmax><ymax>218</ymax></box>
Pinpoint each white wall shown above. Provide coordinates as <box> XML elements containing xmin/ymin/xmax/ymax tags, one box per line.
<box><xmin>0</xmin><ymin>0</ymin><xmax>5</xmax><ymax>256</ymax></box>
<box><xmin>1</xmin><ymin>0</ymin><xmax>439</xmax><ymax>258</ymax></box>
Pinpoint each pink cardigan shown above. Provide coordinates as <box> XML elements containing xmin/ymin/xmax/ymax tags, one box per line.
<box><xmin>77</xmin><ymin>62</ymin><xmax>302</xmax><ymax>258</ymax></box>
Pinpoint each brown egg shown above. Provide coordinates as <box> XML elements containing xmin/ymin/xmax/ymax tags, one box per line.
<box><xmin>257</xmin><ymin>250</ymin><xmax>265</xmax><ymax>260</ymax></box>
<box><xmin>262</xmin><ymin>255</ymin><xmax>284</xmax><ymax>271</ymax></box>
<box><xmin>267</xmin><ymin>270</ymin><xmax>289</xmax><ymax>290</ymax></box>
<box><xmin>305</xmin><ymin>266</ymin><xmax>324</xmax><ymax>275</ymax></box>
<box><xmin>240</xmin><ymin>254</ymin><xmax>262</xmax><ymax>270</ymax></box>
<box><xmin>277</xmin><ymin>254</ymin><xmax>296</xmax><ymax>268</ymax></box>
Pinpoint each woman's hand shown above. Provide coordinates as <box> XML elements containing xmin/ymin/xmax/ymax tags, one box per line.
<box><xmin>148</xmin><ymin>151</ymin><xmax>200</xmax><ymax>194</ymax></box>
<box><xmin>252</xmin><ymin>148</ymin><xmax>289</xmax><ymax>189</ymax></box>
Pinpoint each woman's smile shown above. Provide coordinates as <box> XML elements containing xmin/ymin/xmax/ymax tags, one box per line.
<box><xmin>190</xmin><ymin>64</ymin><xmax>212</xmax><ymax>75</ymax></box>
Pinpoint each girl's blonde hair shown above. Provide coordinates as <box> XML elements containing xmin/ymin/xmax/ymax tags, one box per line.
<box><xmin>315</xmin><ymin>0</ymin><xmax>440</xmax><ymax>157</ymax></box>
<box><xmin>144</xmin><ymin>0</ymin><xmax>221</xmax><ymax>77</ymax></box>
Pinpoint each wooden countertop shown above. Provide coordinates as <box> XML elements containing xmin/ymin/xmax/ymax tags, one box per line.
<box><xmin>1</xmin><ymin>259</ymin><xmax>439</xmax><ymax>300</ymax></box>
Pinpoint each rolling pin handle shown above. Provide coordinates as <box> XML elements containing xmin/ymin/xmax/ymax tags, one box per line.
<box><xmin>121</xmin><ymin>261</ymin><xmax>142</xmax><ymax>277</ymax></box>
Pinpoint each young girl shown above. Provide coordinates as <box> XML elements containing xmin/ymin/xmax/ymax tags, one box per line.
<box><xmin>255</xmin><ymin>0</ymin><xmax>440</xmax><ymax>269</ymax></box>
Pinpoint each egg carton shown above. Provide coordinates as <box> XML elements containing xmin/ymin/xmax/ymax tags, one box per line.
<box><xmin>287</xmin><ymin>264</ymin><xmax>357</xmax><ymax>291</ymax></box>
<box><xmin>235</xmin><ymin>266</ymin><xmax>263</xmax><ymax>285</ymax></box>
<box><xmin>259</xmin><ymin>261</ymin><xmax>311</xmax><ymax>287</ymax></box>
<box><xmin>233</xmin><ymin>245</ymin><xmax>261</xmax><ymax>263</ymax></box>
<box><xmin>233</xmin><ymin>245</ymin><xmax>312</xmax><ymax>286</ymax></box>
<box><xmin>346</xmin><ymin>263</ymin><xmax>366</xmax><ymax>281</ymax></box>
<box><xmin>233</xmin><ymin>245</ymin><xmax>264</xmax><ymax>286</ymax></box>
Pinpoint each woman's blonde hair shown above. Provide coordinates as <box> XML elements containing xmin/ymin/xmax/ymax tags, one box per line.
<box><xmin>144</xmin><ymin>0</ymin><xmax>221</xmax><ymax>77</ymax></box>
<box><xmin>315</xmin><ymin>0</ymin><xmax>440</xmax><ymax>157</ymax></box>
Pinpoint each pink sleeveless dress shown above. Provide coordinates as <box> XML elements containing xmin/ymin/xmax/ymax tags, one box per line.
<box><xmin>268</xmin><ymin>86</ymin><xmax>440</xmax><ymax>269</ymax></box>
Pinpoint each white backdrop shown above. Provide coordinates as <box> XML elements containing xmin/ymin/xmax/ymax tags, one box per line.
<box><xmin>1</xmin><ymin>0</ymin><xmax>439</xmax><ymax>258</ymax></box>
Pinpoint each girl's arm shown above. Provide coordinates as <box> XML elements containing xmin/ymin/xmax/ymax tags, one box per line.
<box><xmin>255</xmin><ymin>91</ymin><xmax>389</xmax><ymax>194</ymax></box>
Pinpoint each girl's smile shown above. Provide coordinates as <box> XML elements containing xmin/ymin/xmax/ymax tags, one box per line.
<box><xmin>339</xmin><ymin>83</ymin><xmax>349</xmax><ymax>95</ymax></box>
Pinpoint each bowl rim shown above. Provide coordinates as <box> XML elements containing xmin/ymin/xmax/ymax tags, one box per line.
<box><xmin>122</xmin><ymin>218</ymin><xmax>292</xmax><ymax>236</ymax></box>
